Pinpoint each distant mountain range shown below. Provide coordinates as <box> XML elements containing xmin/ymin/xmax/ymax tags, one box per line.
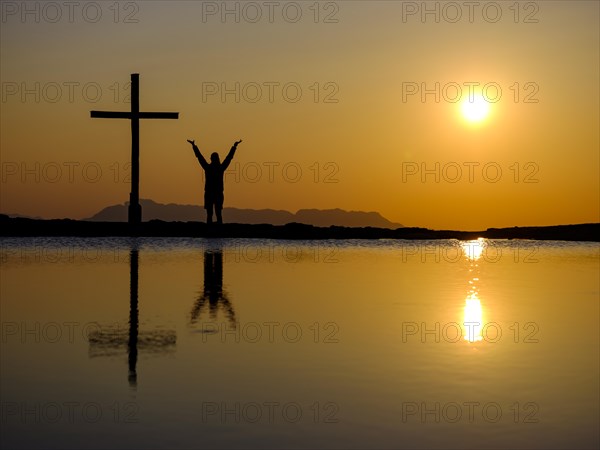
<box><xmin>5</xmin><ymin>213</ymin><xmax>45</xmax><ymax>220</ymax></box>
<box><xmin>82</xmin><ymin>199</ymin><xmax>403</xmax><ymax>228</ymax></box>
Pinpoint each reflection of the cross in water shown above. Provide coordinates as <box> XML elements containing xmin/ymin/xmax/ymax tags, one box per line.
<box><xmin>88</xmin><ymin>248</ymin><xmax>176</xmax><ymax>389</ymax></box>
<box><xmin>190</xmin><ymin>250</ymin><xmax>237</xmax><ymax>329</ymax></box>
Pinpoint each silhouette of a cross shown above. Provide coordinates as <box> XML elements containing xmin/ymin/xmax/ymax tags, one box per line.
<box><xmin>90</xmin><ymin>73</ymin><xmax>179</xmax><ymax>224</ymax></box>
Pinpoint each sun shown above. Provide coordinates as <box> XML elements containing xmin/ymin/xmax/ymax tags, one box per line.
<box><xmin>460</xmin><ymin>94</ymin><xmax>491</xmax><ymax>123</ymax></box>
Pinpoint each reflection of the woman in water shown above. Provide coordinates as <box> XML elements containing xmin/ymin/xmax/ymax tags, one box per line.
<box><xmin>190</xmin><ymin>250</ymin><xmax>237</xmax><ymax>328</ymax></box>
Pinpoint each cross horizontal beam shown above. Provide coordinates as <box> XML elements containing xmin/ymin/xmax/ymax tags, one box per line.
<box><xmin>90</xmin><ymin>111</ymin><xmax>179</xmax><ymax>119</ymax></box>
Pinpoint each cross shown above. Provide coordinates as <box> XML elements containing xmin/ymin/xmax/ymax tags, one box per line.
<box><xmin>91</xmin><ymin>73</ymin><xmax>179</xmax><ymax>225</ymax></box>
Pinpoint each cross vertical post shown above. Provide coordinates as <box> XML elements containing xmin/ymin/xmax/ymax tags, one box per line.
<box><xmin>130</xmin><ymin>74</ymin><xmax>141</xmax><ymax>224</ymax></box>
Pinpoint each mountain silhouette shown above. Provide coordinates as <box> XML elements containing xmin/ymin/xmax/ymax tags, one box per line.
<box><xmin>83</xmin><ymin>199</ymin><xmax>403</xmax><ymax>228</ymax></box>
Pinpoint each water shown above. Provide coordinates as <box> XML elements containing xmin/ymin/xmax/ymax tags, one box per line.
<box><xmin>1</xmin><ymin>237</ymin><xmax>598</xmax><ymax>449</ymax></box>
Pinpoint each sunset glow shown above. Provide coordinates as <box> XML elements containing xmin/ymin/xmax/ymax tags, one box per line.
<box><xmin>1</xmin><ymin>2</ymin><xmax>598</xmax><ymax>230</ymax></box>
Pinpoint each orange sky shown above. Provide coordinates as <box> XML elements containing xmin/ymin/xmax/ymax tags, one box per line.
<box><xmin>1</xmin><ymin>1</ymin><xmax>598</xmax><ymax>230</ymax></box>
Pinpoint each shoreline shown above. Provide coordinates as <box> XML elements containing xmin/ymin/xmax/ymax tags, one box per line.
<box><xmin>0</xmin><ymin>216</ymin><xmax>598</xmax><ymax>242</ymax></box>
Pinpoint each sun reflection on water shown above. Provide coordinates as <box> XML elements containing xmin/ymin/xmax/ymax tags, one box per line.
<box><xmin>461</xmin><ymin>238</ymin><xmax>486</xmax><ymax>261</ymax></box>
<box><xmin>461</xmin><ymin>239</ymin><xmax>486</xmax><ymax>342</ymax></box>
<box><xmin>463</xmin><ymin>292</ymin><xmax>483</xmax><ymax>342</ymax></box>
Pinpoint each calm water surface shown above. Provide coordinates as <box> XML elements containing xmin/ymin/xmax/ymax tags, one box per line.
<box><xmin>1</xmin><ymin>237</ymin><xmax>598</xmax><ymax>449</ymax></box>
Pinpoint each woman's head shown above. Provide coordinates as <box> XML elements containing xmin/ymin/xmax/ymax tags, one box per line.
<box><xmin>210</xmin><ymin>152</ymin><xmax>220</xmax><ymax>164</ymax></box>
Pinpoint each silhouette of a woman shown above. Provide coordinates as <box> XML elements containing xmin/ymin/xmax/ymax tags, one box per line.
<box><xmin>187</xmin><ymin>138</ymin><xmax>242</xmax><ymax>224</ymax></box>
